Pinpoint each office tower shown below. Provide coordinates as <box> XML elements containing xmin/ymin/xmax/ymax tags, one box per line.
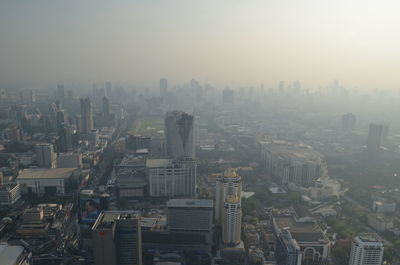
<box><xmin>126</xmin><ymin>135</ymin><xmax>151</xmax><ymax>153</ymax></box>
<box><xmin>367</xmin><ymin>123</ymin><xmax>384</xmax><ymax>159</ymax></box>
<box><xmin>57</xmin><ymin>123</ymin><xmax>72</xmax><ymax>153</ymax></box>
<box><xmin>222</xmin><ymin>195</ymin><xmax>241</xmax><ymax>246</ymax></box>
<box><xmin>102</xmin><ymin>96</ymin><xmax>110</xmax><ymax>121</ymax></box>
<box><xmin>147</xmin><ymin>158</ymin><xmax>196</xmax><ymax>197</ymax></box>
<box><xmin>105</xmin><ymin>81</ymin><xmax>112</xmax><ymax>97</ymax></box>
<box><xmin>279</xmin><ymin>80</ymin><xmax>285</xmax><ymax>92</ymax></box>
<box><xmin>342</xmin><ymin>113</ymin><xmax>356</xmax><ymax>132</ymax></box>
<box><xmin>35</xmin><ymin>143</ymin><xmax>56</xmax><ymax>168</ymax></box>
<box><xmin>215</xmin><ymin>169</ymin><xmax>242</xmax><ymax>224</ymax></box>
<box><xmin>160</xmin><ymin>78</ymin><xmax>168</xmax><ymax>96</ymax></box>
<box><xmin>75</xmin><ymin>115</ymin><xmax>82</xmax><ymax>134</ymax></box>
<box><xmin>167</xmin><ymin>199</ymin><xmax>213</xmax><ymax>232</ymax></box>
<box><xmin>57</xmin><ymin>84</ymin><xmax>65</xmax><ymax>100</ymax></box>
<box><xmin>80</xmin><ymin>98</ymin><xmax>94</xmax><ymax>134</ymax></box>
<box><xmin>56</xmin><ymin>110</ymin><xmax>65</xmax><ymax>129</ymax></box>
<box><xmin>92</xmin><ymin>211</ymin><xmax>142</xmax><ymax>265</ymax></box>
<box><xmin>222</xmin><ymin>89</ymin><xmax>234</xmax><ymax>104</ymax></box>
<box><xmin>165</xmin><ymin>111</ymin><xmax>195</xmax><ymax>159</ymax></box>
<box><xmin>349</xmin><ymin>233</ymin><xmax>384</xmax><ymax>265</ymax></box>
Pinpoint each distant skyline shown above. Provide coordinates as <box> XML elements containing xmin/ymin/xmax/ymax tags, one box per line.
<box><xmin>1</xmin><ymin>0</ymin><xmax>400</xmax><ymax>89</ymax></box>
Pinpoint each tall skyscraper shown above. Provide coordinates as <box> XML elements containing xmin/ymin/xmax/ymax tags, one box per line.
<box><xmin>102</xmin><ymin>96</ymin><xmax>110</xmax><ymax>121</ymax></box>
<box><xmin>35</xmin><ymin>143</ymin><xmax>56</xmax><ymax>168</ymax></box>
<box><xmin>342</xmin><ymin>113</ymin><xmax>356</xmax><ymax>132</ymax></box>
<box><xmin>222</xmin><ymin>195</ymin><xmax>242</xmax><ymax>246</ymax></box>
<box><xmin>215</xmin><ymin>169</ymin><xmax>242</xmax><ymax>224</ymax></box>
<box><xmin>349</xmin><ymin>233</ymin><xmax>384</xmax><ymax>265</ymax></box>
<box><xmin>57</xmin><ymin>123</ymin><xmax>72</xmax><ymax>153</ymax></box>
<box><xmin>160</xmin><ymin>78</ymin><xmax>168</xmax><ymax>96</ymax></box>
<box><xmin>367</xmin><ymin>123</ymin><xmax>384</xmax><ymax>159</ymax></box>
<box><xmin>279</xmin><ymin>80</ymin><xmax>285</xmax><ymax>92</ymax></box>
<box><xmin>92</xmin><ymin>211</ymin><xmax>142</xmax><ymax>265</ymax></box>
<box><xmin>80</xmin><ymin>98</ymin><xmax>94</xmax><ymax>134</ymax></box>
<box><xmin>105</xmin><ymin>81</ymin><xmax>112</xmax><ymax>98</ymax></box>
<box><xmin>165</xmin><ymin>111</ymin><xmax>195</xmax><ymax>159</ymax></box>
<box><xmin>57</xmin><ymin>84</ymin><xmax>65</xmax><ymax>100</ymax></box>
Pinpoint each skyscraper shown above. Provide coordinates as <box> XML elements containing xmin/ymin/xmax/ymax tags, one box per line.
<box><xmin>57</xmin><ymin>84</ymin><xmax>65</xmax><ymax>100</ymax></box>
<box><xmin>215</xmin><ymin>169</ymin><xmax>242</xmax><ymax>224</ymax></box>
<box><xmin>160</xmin><ymin>78</ymin><xmax>168</xmax><ymax>96</ymax></box>
<box><xmin>222</xmin><ymin>195</ymin><xmax>242</xmax><ymax>246</ymax></box>
<box><xmin>102</xmin><ymin>96</ymin><xmax>110</xmax><ymax>121</ymax></box>
<box><xmin>349</xmin><ymin>233</ymin><xmax>384</xmax><ymax>265</ymax></box>
<box><xmin>342</xmin><ymin>113</ymin><xmax>356</xmax><ymax>132</ymax></box>
<box><xmin>57</xmin><ymin>123</ymin><xmax>72</xmax><ymax>153</ymax></box>
<box><xmin>35</xmin><ymin>143</ymin><xmax>56</xmax><ymax>168</ymax></box>
<box><xmin>222</xmin><ymin>89</ymin><xmax>234</xmax><ymax>104</ymax></box>
<box><xmin>367</xmin><ymin>123</ymin><xmax>384</xmax><ymax>159</ymax></box>
<box><xmin>80</xmin><ymin>98</ymin><xmax>94</xmax><ymax>134</ymax></box>
<box><xmin>92</xmin><ymin>211</ymin><xmax>142</xmax><ymax>265</ymax></box>
<box><xmin>105</xmin><ymin>81</ymin><xmax>112</xmax><ymax>98</ymax></box>
<box><xmin>165</xmin><ymin>111</ymin><xmax>195</xmax><ymax>159</ymax></box>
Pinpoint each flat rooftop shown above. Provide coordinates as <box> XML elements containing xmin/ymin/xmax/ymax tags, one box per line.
<box><xmin>146</xmin><ymin>159</ymin><xmax>173</xmax><ymax>168</ymax></box>
<box><xmin>358</xmin><ymin>233</ymin><xmax>382</xmax><ymax>243</ymax></box>
<box><xmin>0</xmin><ymin>243</ymin><xmax>25</xmax><ymax>265</ymax></box>
<box><xmin>167</xmin><ymin>199</ymin><xmax>213</xmax><ymax>208</ymax></box>
<box><xmin>274</xmin><ymin>216</ymin><xmax>328</xmax><ymax>244</ymax></box>
<box><xmin>17</xmin><ymin>168</ymin><xmax>76</xmax><ymax>180</ymax></box>
<box><xmin>93</xmin><ymin>211</ymin><xmax>140</xmax><ymax>230</ymax></box>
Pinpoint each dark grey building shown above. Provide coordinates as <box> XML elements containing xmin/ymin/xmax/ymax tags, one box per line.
<box><xmin>92</xmin><ymin>211</ymin><xmax>142</xmax><ymax>265</ymax></box>
<box><xmin>165</xmin><ymin>111</ymin><xmax>195</xmax><ymax>159</ymax></box>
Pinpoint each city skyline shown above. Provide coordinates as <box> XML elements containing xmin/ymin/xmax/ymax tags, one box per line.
<box><xmin>1</xmin><ymin>1</ymin><xmax>400</xmax><ymax>89</ymax></box>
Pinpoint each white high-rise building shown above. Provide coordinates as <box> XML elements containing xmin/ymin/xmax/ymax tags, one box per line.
<box><xmin>80</xmin><ymin>97</ymin><xmax>94</xmax><ymax>134</ymax></box>
<box><xmin>222</xmin><ymin>195</ymin><xmax>241</xmax><ymax>246</ymax></box>
<box><xmin>165</xmin><ymin>111</ymin><xmax>195</xmax><ymax>159</ymax></box>
<box><xmin>147</xmin><ymin>158</ymin><xmax>196</xmax><ymax>197</ymax></box>
<box><xmin>349</xmin><ymin>233</ymin><xmax>384</xmax><ymax>265</ymax></box>
<box><xmin>35</xmin><ymin>143</ymin><xmax>56</xmax><ymax>168</ymax></box>
<box><xmin>215</xmin><ymin>169</ymin><xmax>242</xmax><ymax>224</ymax></box>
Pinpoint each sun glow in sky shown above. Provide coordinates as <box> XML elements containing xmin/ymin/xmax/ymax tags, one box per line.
<box><xmin>1</xmin><ymin>0</ymin><xmax>400</xmax><ymax>89</ymax></box>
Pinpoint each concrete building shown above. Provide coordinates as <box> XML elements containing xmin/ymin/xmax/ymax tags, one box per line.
<box><xmin>160</xmin><ymin>78</ymin><xmax>168</xmax><ymax>96</ymax></box>
<box><xmin>367</xmin><ymin>123</ymin><xmax>384</xmax><ymax>160</ymax></box>
<box><xmin>17</xmin><ymin>168</ymin><xmax>77</xmax><ymax>196</ymax></box>
<box><xmin>260</xmin><ymin>140</ymin><xmax>326</xmax><ymax>188</ymax></box>
<box><xmin>147</xmin><ymin>158</ymin><xmax>196</xmax><ymax>197</ymax></box>
<box><xmin>165</xmin><ymin>111</ymin><xmax>195</xmax><ymax>159</ymax></box>
<box><xmin>57</xmin><ymin>153</ymin><xmax>82</xmax><ymax>168</ymax></box>
<box><xmin>92</xmin><ymin>211</ymin><xmax>142</xmax><ymax>265</ymax></box>
<box><xmin>349</xmin><ymin>233</ymin><xmax>384</xmax><ymax>265</ymax></box>
<box><xmin>80</xmin><ymin>97</ymin><xmax>94</xmax><ymax>134</ymax></box>
<box><xmin>215</xmin><ymin>169</ymin><xmax>242</xmax><ymax>224</ymax></box>
<box><xmin>222</xmin><ymin>195</ymin><xmax>242</xmax><ymax>246</ymax></box>
<box><xmin>273</xmin><ymin>208</ymin><xmax>330</xmax><ymax>265</ymax></box>
<box><xmin>167</xmin><ymin>199</ymin><xmax>213</xmax><ymax>232</ymax></box>
<box><xmin>35</xmin><ymin>143</ymin><xmax>56</xmax><ymax>168</ymax></box>
<box><xmin>0</xmin><ymin>182</ymin><xmax>21</xmax><ymax>206</ymax></box>
<box><xmin>0</xmin><ymin>242</ymin><xmax>31</xmax><ymax>265</ymax></box>
<box><xmin>342</xmin><ymin>113</ymin><xmax>356</xmax><ymax>132</ymax></box>
<box><xmin>372</xmin><ymin>200</ymin><xmax>396</xmax><ymax>214</ymax></box>
<box><xmin>127</xmin><ymin>135</ymin><xmax>151</xmax><ymax>153</ymax></box>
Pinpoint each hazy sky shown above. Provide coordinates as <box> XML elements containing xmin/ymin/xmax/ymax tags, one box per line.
<box><xmin>1</xmin><ymin>0</ymin><xmax>400</xmax><ymax>89</ymax></box>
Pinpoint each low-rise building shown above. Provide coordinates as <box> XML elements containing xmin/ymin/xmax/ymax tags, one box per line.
<box><xmin>57</xmin><ymin>152</ymin><xmax>82</xmax><ymax>168</ymax></box>
<box><xmin>17</xmin><ymin>168</ymin><xmax>78</xmax><ymax>196</ymax></box>
<box><xmin>0</xmin><ymin>182</ymin><xmax>21</xmax><ymax>205</ymax></box>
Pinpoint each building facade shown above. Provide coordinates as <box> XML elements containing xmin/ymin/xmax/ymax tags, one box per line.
<box><xmin>165</xmin><ymin>111</ymin><xmax>195</xmax><ymax>159</ymax></box>
<box><xmin>349</xmin><ymin>233</ymin><xmax>384</xmax><ymax>265</ymax></box>
<box><xmin>35</xmin><ymin>143</ymin><xmax>57</xmax><ymax>168</ymax></box>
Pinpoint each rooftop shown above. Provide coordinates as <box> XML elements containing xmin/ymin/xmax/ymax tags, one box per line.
<box><xmin>167</xmin><ymin>199</ymin><xmax>213</xmax><ymax>208</ymax></box>
<box><xmin>274</xmin><ymin>216</ymin><xmax>328</xmax><ymax>244</ymax></box>
<box><xmin>0</xmin><ymin>243</ymin><xmax>26</xmax><ymax>265</ymax></box>
<box><xmin>146</xmin><ymin>159</ymin><xmax>173</xmax><ymax>168</ymax></box>
<box><xmin>358</xmin><ymin>233</ymin><xmax>382</xmax><ymax>243</ymax></box>
<box><xmin>17</xmin><ymin>168</ymin><xmax>76</xmax><ymax>180</ymax></box>
<box><xmin>93</xmin><ymin>211</ymin><xmax>140</xmax><ymax>230</ymax></box>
